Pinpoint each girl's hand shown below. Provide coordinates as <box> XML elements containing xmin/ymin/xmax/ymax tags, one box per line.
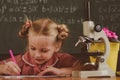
<box><xmin>38</xmin><ymin>66</ymin><xmax>64</xmax><ymax>76</ymax></box>
<box><xmin>0</xmin><ymin>61</ymin><xmax>21</xmax><ymax>75</ymax></box>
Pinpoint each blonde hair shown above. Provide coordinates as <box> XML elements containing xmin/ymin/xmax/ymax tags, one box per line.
<box><xmin>19</xmin><ymin>18</ymin><xmax>69</xmax><ymax>42</ymax></box>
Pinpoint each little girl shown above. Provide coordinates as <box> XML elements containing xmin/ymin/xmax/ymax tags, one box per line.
<box><xmin>0</xmin><ymin>18</ymin><xmax>80</xmax><ymax>76</ymax></box>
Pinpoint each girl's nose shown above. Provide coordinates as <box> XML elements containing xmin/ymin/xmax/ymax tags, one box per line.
<box><xmin>35</xmin><ymin>52</ymin><xmax>42</xmax><ymax>58</ymax></box>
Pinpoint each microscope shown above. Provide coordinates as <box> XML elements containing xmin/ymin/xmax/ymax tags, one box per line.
<box><xmin>72</xmin><ymin>0</ymin><xmax>115</xmax><ymax>78</ymax></box>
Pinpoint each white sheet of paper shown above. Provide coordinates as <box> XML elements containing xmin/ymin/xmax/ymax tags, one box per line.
<box><xmin>0</xmin><ymin>75</ymin><xmax>67</xmax><ymax>78</ymax></box>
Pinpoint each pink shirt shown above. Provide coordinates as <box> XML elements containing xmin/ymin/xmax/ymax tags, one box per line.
<box><xmin>0</xmin><ymin>52</ymin><xmax>77</xmax><ymax>75</ymax></box>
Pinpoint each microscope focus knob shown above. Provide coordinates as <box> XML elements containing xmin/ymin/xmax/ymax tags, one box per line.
<box><xmin>99</xmin><ymin>57</ymin><xmax>105</xmax><ymax>62</ymax></box>
<box><xmin>94</xmin><ymin>24</ymin><xmax>102</xmax><ymax>32</ymax></box>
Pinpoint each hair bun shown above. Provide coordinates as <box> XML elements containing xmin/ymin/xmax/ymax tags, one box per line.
<box><xmin>57</xmin><ymin>24</ymin><xmax>69</xmax><ymax>40</ymax></box>
<box><xmin>19</xmin><ymin>20</ymin><xmax>32</xmax><ymax>38</ymax></box>
<box><xmin>58</xmin><ymin>31</ymin><xmax>68</xmax><ymax>40</ymax></box>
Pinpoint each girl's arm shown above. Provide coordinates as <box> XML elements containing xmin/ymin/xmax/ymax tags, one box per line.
<box><xmin>38</xmin><ymin>61</ymin><xmax>82</xmax><ymax>76</ymax></box>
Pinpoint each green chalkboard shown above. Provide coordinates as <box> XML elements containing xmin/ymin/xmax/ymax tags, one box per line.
<box><xmin>0</xmin><ymin>0</ymin><xmax>120</xmax><ymax>54</ymax></box>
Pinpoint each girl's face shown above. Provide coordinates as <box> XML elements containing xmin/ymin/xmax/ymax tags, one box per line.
<box><xmin>28</xmin><ymin>33</ymin><xmax>59</xmax><ymax>65</ymax></box>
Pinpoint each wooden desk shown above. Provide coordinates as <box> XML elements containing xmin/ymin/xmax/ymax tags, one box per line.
<box><xmin>0</xmin><ymin>77</ymin><xmax>119</xmax><ymax>80</ymax></box>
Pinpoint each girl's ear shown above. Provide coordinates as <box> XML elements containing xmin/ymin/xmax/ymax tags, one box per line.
<box><xmin>55</xmin><ymin>42</ymin><xmax>62</xmax><ymax>52</ymax></box>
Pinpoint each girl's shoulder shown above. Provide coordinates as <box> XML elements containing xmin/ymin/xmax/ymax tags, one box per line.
<box><xmin>14</xmin><ymin>53</ymin><xmax>26</xmax><ymax>68</ymax></box>
<box><xmin>54</xmin><ymin>52</ymin><xmax>77</xmax><ymax>67</ymax></box>
<box><xmin>55</xmin><ymin>52</ymin><xmax>74</xmax><ymax>58</ymax></box>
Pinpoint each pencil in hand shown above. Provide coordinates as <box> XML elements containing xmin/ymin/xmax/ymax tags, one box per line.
<box><xmin>9</xmin><ymin>49</ymin><xmax>16</xmax><ymax>63</ymax></box>
<box><xmin>9</xmin><ymin>49</ymin><xmax>21</xmax><ymax>75</ymax></box>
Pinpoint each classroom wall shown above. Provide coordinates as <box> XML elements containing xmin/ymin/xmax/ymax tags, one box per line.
<box><xmin>0</xmin><ymin>0</ymin><xmax>120</xmax><ymax>54</ymax></box>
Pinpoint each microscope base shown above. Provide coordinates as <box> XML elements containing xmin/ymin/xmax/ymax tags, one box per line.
<box><xmin>72</xmin><ymin>70</ymin><xmax>115</xmax><ymax>78</ymax></box>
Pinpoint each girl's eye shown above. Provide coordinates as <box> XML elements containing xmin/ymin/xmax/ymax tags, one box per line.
<box><xmin>41</xmin><ymin>48</ymin><xmax>49</xmax><ymax>53</ymax></box>
<box><xmin>31</xmin><ymin>47</ymin><xmax>36</xmax><ymax>50</ymax></box>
